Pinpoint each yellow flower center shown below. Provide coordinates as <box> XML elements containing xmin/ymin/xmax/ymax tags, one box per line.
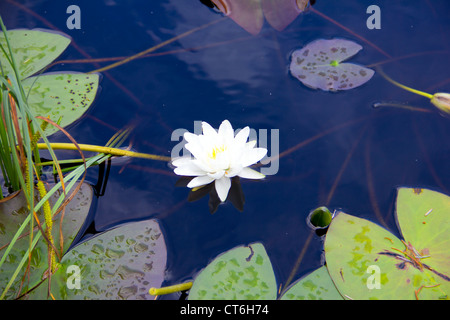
<box><xmin>209</xmin><ymin>145</ymin><xmax>227</xmax><ymax>160</ymax></box>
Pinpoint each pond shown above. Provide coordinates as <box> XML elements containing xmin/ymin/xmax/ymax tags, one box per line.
<box><xmin>1</xmin><ymin>0</ymin><xmax>449</xmax><ymax>300</ymax></box>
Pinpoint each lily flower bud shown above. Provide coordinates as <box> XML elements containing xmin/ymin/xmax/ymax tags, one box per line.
<box><xmin>430</xmin><ymin>93</ymin><xmax>450</xmax><ymax>114</ymax></box>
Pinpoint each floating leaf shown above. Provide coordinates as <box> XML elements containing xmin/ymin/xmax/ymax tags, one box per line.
<box><xmin>210</xmin><ymin>0</ymin><xmax>308</xmax><ymax>35</ymax></box>
<box><xmin>212</xmin><ymin>0</ymin><xmax>264</xmax><ymax>35</ymax></box>
<box><xmin>21</xmin><ymin>72</ymin><xmax>100</xmax><ymax>136</ymax></box>
<box><xmin>396</xmin><ymin>188</ymin><xmax>450</xmax><ymax>287</ymax></box>
<box><xmin>33</xmin><ymin>218</ymin><xmax>167</xmax><ymax>300</ymax></box>
<box><xmin>280</xmin><ymin>266</ymin><xmax>343</xmax><ymax>300</ymax></box>
<box><xmin>290</xmin><ymin>38</ymin><xmax>374</xmax><ymax>91</ymax></box>
<box><xmin>324</xmin><ymin>188</ymin><xmax>450</xmax><ymax>299</ymax></box>
<box><xmin>188</xmin><ymin>242</ymin><xmax>277</xmax><ymax>299</ymax></box>
<box><xmin>0</xmin><ymin>183</ymin><xmax>93</xmax><ymax>299</ymax></box>
<box><xmin>262</xmin><ymin>0</ymin><xmax>309</xmax><ymax>32</ymax></box>
<box><xmin>0</xmin><ymin>29</ymin><xmax>71</xmax><ymax>80</ymax></box>
<box><xmin>308</xmin><ymin>206</ymin><xmax>333</xmax><ymax>229</ymax></box>
<box><xmin>0</xmin><ymin>29</ymin><xmax>99</xmax><ymax>136</ymax></box>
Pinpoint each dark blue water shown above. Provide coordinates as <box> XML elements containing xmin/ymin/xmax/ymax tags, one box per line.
<box><xmin>2</xmin><ymin>0</ymin><xmax>449</xmax><ymax>299</ymax></box>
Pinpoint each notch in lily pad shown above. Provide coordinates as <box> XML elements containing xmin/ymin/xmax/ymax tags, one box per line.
<box><xmin>290</xmin><ymin>38</ymin><xmax>375</xmax><ymax>91</ymax></box>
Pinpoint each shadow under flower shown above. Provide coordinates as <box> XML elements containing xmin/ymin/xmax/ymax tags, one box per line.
<box><xmin>175</xmin><ymin>176</ymin><xmax>245</xmax><ymax>214</ymax></box>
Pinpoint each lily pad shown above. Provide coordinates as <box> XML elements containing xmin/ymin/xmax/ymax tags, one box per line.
<box><xmin>0</xmin><ymin>29</ymin><xmax>99</xmax><ymax>136</ymax></box>
<box><xmin>0</xmin><ymin>182</ymin><xmax>93</xmax><ymax>299</ymax></box>
<box><xmin>280</xmin><ymin>265</ymin><xmax>343</xmax><ymax>300</ymax></box>
<box><xmin>21</xmin><ymin>72</ymin><xmax>100</xmax><ymax>136</ymax></box>
<box><xmin>0</xmin><ymin>29</ymin><xmax>71</xmax><ymax>80</ymax></box>
<box><xmin>188</xmin><ymin>242</ymin><xmax>277</xmax><ymax>299</ymax></box>
<box><xmin>262</xmin><ymin>0</ymin><xmax>309</xmax><ymax>32</ymax></box>
<box><xmin>290</xmin><ymin>38</ymin><xmax>374</xmax><ymax>91</ymax></box>
<box><xmin>35</xmin><ymin>218</ymin><xmax>167</xmax><ymax>300</ymax></box>
<box><xmin>210</xmin><ymin>0</ymin><xmax>309</xmax><ymax>35</ymax></box>
<box><xmin>396</xmin><ymin>188</ymin><xmax>450</xmax><ymax>289</ymax></box>
<box><xmin>324</xmin><ymin>187</ymin><xmax>449</xmax><ymax>300</ymax></box>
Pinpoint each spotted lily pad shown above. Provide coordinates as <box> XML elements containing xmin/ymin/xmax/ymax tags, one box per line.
<box><xmin>21</xmin><ymin>72</ymin><xmax>99</xmax><ymax>136</ymax></box>
<box><xmin>280</xmin><ymin>266</ymin><xmax>343</xmax><ymax>300</ymax></box>
<box><xmin>0</xmin><ymin>29</ymin><xmax>71</xmax><ymax>80</ymax></box>
<box><xmin>33</xmin><ymin>218</ymin><xmax>167</xmax><ymax>300</ymax></box>
<box><xmin>324</xmin><ymin>188</ymin><xmax>449</xmax><ymax>300</ymax></box>
<box><xmin>188</xmin><ymin>242</ymin><xmax>277</xmax><ymax>299</ymax></box>
<box><xmin>0</xmin><ymin>182</ymin><xmax>93</xmax><ymax>299</ymax></box>
<box><xmin>290</xmin><ymin>38</ymin><xmax>374</xmax><ymax>91</ymax></box>
<box><xmin>0</xmin><ymin>29</ymin><xmax>99</xmax><ymax>136</ymax></box>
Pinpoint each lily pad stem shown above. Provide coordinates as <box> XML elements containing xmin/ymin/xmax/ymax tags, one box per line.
<box><xmin>149</xmin><ymin>282</ymin><xmax>193</xmax><ymax>296</ymax></box>
<box><xmin>37</xmin><ymin>143</ymin><xmax>171</xmax><ymax>162</ymax></box>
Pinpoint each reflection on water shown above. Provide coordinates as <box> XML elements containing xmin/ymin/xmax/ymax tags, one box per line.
<box><xmin>1</xmin><ymin>0</ymin><xmax>449</xmax><ymax>299</ymax></box>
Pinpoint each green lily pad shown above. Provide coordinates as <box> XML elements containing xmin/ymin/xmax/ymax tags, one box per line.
<box><xmin>188</xmin><ymin>242</ymin><xmax>277</xmax><ymax>300</ymax></box>
<box><xmin>0</xmin><ymin>29</ymin><xmax>71</xmax><ymax>80</ymax></box>
<box><xmin>0</xmin><ymin>182</ymin><xmax>93</xmax><ymax>299</ymax></box>
<box><xmin>280</xmin><ymin>265</ymin><xmax>343</xmax><ymax>300</ymax></box>
<box><xmin>21</xmin><ymin>72</ymin><xmax>100</xmax><ymax>136</ymax></box>
<box><xmin>290</xmin><ymin>38</ymin><xmax>374</xmax><ymax>91</ymax></box>
<box><xmin>324</xmin><ymin>187</ymin><xmax>450</xmax><ymax>300</ymax></box>
<box><xmin>396</xmin><ymin>188</ymin><xmax>450</xmax><ymax>277</ymax></box>
<box><xmin>0</xmin><ymin>29</ymin><xmax>99</xmax><ymax>136</ymax></box>
<box><xmin>34</xmin><ymin>218</ymin><xmax>167</xmax><ymax>300</ymax></box>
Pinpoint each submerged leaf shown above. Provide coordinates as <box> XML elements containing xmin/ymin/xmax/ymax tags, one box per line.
<box><xmin>188</xmin><ymin>242</ymin><xmax>277</xmax><ymax>299</ymax></box>
<box><xmin>290</xmin><ymin>38</ymin><xmax>374</xmax><ymax>91</ymax></box>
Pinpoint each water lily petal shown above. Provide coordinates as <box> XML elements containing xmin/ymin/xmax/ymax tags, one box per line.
<box><xmin>234</xmin><ymin>126</ymin><xmax>250</xmax><ymax>146</ymax></box>
<box><xmin>218</xmin><ymin>120</ymin><xmax>235</xmax><ymax>145</ymax></box>
<box><xmin>173</xmin><ymin>160</ymin><xmax>206</xmax><ymax>176</ymax></box>
<box><xmin>246</xmin><ymin>140</ymin><xmax>257</xmax><ymax>149</ymax></box>
<box><xmin>202</xmin><ymin>121</ymin><xmax>218</xmax><ymax>138</ymax></box>
<box><xmin>187</xmin><ymin>175</ymin><xmax>215</xmax><ymax>188</ymax></box>
<box><xmin>207</xmin><ymin>170</ymin><xmax>225</xmax><ymax>180</ymax></box>
<box><xmin>238</xmin><ymin>167</ymin><xmax>265</xmax><ymax>179</ymax></box>
<box><xmin>241</xmin><ymin>147</ymin><xmax>267</xmax><ymax>167</ymax></box>
<box><xmin>171</xmin><ymin>157</ymin><xmax>192</xmax><ymax>167</ymax></box>
<box><xmin>184</xmin><ymin>132</ymin><xmax>200</xmax><ymax>144</ymax></box>
<box><xmin>215</xmin><ymin>176</ymin><xmax>232</xmax><ymax>202</ymax></box>
<box><xmin>192</xmin><ymin>158</ymin><xmax>213</xmax><ymax>173</ymax></box>
<box><xmin>225</xmin><ymin>164</ymin><xmax>243</xmax><ymax>178</ymax></box>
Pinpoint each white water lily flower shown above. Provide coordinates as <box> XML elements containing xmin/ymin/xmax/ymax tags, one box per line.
<box><xmin>172</xmin><ymin>120</ymin><xmax>267</xmax><ymax>202</ymax></box>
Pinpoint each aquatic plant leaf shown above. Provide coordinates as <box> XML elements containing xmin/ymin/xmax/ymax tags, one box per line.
<box><xmin>324</xmin><ymin>209</ymin><xmax>448</xmax><ymax>299</ymax></box>
<box><xmin>211</xmin><ymin>0</ymin><xmax>264</xmax><ymax>35</ymax></box>
<box><xmin>0</xmin><ymin>183</ymin><xmax>93</xmax><ymax>299</ymax></box>
<box><xmin>21</xmin><ymin>72</ymin><xmax>99</xmax><ymax>136</ymax></box>
<box><xmin>308</xmin><ymin>206</ymin><xmax>333</xmax><ymax>229</ymax></box>
<box><xmin>0</xmin><ymin>29</ymin><xmax>71</xmax><ymax>80</ymax></box>
<box><xmin>290</xmin><ymin>38</ymin><xmax>375</xmax><ymax>91</ymax></box>
<box><xmin>188</xmin><ymin>242</ymin><xmax>277</xmax><ymax>299</ymax></box>
<box><xmin>261</xmin><ymin>0</ymin><xmax>308</xmax><ymax>31</ymax></box>
<box><xmin>38</xmin><ymin>218</ymin><xmax>167</xmax><ymax>300</ymax></box>
<box><xmin>280</xmin><ymin>266</ymin><xmax>343</xmax><ymax>300</ymax></box>
<box><xmin>395</xmin><ymin>188</ymin><xmax>450</xmax><ymax>288</ymax></box>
